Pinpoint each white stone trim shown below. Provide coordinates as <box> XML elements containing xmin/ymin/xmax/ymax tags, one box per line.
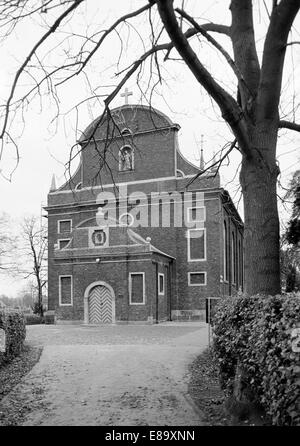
<box><xmin>188</xmin><ymin>271</ymin><xmax>207</xmax><ymax>286</ymax></box>
<box><xmin>231</xmin><ymin>230</ymin><xmax>236</xmax><ymax>285</ymax></box>
<box><xmin>57</xmin><ymin>258</ymin><xmax>152</xmax><ymax>265</ymax></box>
<box><xmin>49</xmin><ymin>173</ymin><xmax>214</xmax><ymax>196</ymax></box>
<box><xmin>119</xmin><ymin>212</ymin><xmax>134</xmax><ymax>227</ymax></box>
<box><xmin>176</xmin><ymin>169</ymin><xmax>185</xmax><ymax>178</ymax></box>
<box><xmin>187</xmin><ymin>228</ymin><xmax>207</xmax><ymax>262</ymax></box>
<box><xmin>129</xmin><ymin>272</ymin><xmax>146</xmax><ymax>305</ymax></box>
<box><xmin>158</xmin><ymin>273</ymin><xmax>165</xmax><ymax>295</ymax></box>
<box><xmin>59</xmin><ymin>275</ymin><xmax>73</xmax><ymax>306</ymax></box>
<box><xmin>83</xmin><ymin>281</ymin><xmax>116</xmax><ymax>324</ymax></box>
<box><xmin>121</xmin><ymin>127</ymin><xmax>132</xmax><ymax>135</ymax></box>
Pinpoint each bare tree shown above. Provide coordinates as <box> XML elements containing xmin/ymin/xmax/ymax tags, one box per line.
<box><xmin>0</xmin><ymin>212</ymin><xmax>15</xmax><ymax>271</ymax></box>
<box><xmin>17</xmin><ymin>216</ymin><xmax>47</xmax><ymax>317</ymax></box>
<box><xmin>0</xmin><ymin>1</ymin><xmax>300</xmax><ymax>295</ymax></box>
<box><xmin>284</xmin><ymin>170</ymin><xmax>300</xmax><ymax>245</ymax></box>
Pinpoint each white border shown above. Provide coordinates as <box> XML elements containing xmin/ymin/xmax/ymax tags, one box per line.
<box><xmin>119</xmin><ymin>212</ymin><xmax>134</xmax><ymax>227</ymax></box>
<box><xmin>59</xmin><ymin>275</ymin><xmax>73</xmax><ymax>306</ymax></box>
<box><xmin>83</xmin><ymin>281</ymin><xmax>116</xmax><ymax>324</ymax></box>
<box><xmin>223</xmin><ymin>220</ymin><xmax>228</xmax><ymax>282</ymax></box>
<box><xmin>49</xmin><ymin>173</ymin><xmax>215</xmax><ymax>196</ymax></box>
<box><xmin>231</xmin><ymin>230</ymin><xmax>236</xmax><ymax>285</ymax></box>
<box><xmin>188</xmin><ymin>271</ymin><xmax>207</xmax><ymax>286</ymax></box>
<box><xmin>121</xmin><ymin>127</ymin><xmax>132</xmax><ymax>135</ymax></box>
<box><xmin>57</xmin><ymin>219</ymin><xmax>72</xmax><ymax>234</ymax></box>
<box><xmin>158</xmin><ymin>273</ymin><xmax>165</xmax><ymax>295</ymax></box>
<box><xmin>129</xmin><ymin>272</ymin><xmax>145</xmax><ymax>305</ymax></box>
<box><xmin>187</xmin><ymin>228</ymin><xmax>207</xmax><ymax>262</ymax></box>
<box><xmin>187</xmin><ymin>206</ymin><xmax>206</xmax><ymax>223</ymax></box>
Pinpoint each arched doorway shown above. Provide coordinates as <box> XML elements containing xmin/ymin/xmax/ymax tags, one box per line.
<box><xmin>84</xmin><ymin>281</ymin><xmax>115</xmax><ymax>324</ymax></box>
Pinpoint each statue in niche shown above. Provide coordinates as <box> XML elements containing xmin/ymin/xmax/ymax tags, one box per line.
<box><xmin>120</xmin><ymin>146</ymin><xmax>133</xmax><ymax>171</ymax></box>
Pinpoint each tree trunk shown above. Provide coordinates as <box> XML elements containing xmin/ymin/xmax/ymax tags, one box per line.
<box><xmin>36</xmin><ymin>269</ymin><xmax>44</xmax><ymax>318</ymax></box>
<box><xmin>240</xmin><ymin>124</ymin><xmax>281</xmax><ymax>295</ymax></box>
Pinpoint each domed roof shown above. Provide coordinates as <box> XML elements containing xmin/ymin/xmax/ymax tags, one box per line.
<box><xmin>78</xmin><ymin>104</ymin><xmax>179</xmax><ymax>143</ymax></box>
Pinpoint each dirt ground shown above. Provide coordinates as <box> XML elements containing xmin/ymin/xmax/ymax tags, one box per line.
<box><xmin>0</xmin><ymin>322</ymin><xmax>209</xmax><ymax>426</ymax></box>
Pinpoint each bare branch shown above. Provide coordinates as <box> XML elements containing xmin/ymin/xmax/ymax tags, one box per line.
<box><xmin>185</xmin><ymin>139</ymin><xmax>237</xmax><ymax>189</ymax></box>
<box><xmin>286</xmin><ymin>40</ymin><xmax>300</xmax><ymax>46</ymax></box>
<box><xmin>0</xmin><ymin>0</ymin><xmax>85</xmax><ymax>144</ymax></box>
<box><xmin>257</xmin><ymin>0</ymin><xmax>300</xmax><ymax>121</ymax></box>
<box><xmin>175</xmin><ymin>8</ymin><xmax>253</xmax><ymax>97</ymax></box>
<box><xmin>156</xmin><ymin>0</ymin><xmax>252</xmax><ymax>159</ymax></box>
<box><xmin>201</xmin><ymin>23</ymin><xmax>231</xmax><ymax>36</ymax></box>
<box><xmin>55</xmin><ymin>3</ymin><xmax>153</xmax><ymax>87</ymax></box>
<box><xmin>279</xmin><ymin>120</ymin><xmax>300</xmax><ymax>132</ymax></box>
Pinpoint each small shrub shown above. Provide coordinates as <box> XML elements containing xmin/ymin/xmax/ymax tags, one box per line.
<box><xmin>0</xmin><ymin>310</ymin><xmax>26</xmax><ymax>364</ymax></box>
<box><xmin>44</xmin><ymin>312</ymin><xmax>55</xmax><ymax>325</ymax></box>
<box><xmin>212</xmin><ymin>294</ymin><xmax>300</xmax><ymax>426</ymax></box>
<box><xmin>25</xmin><ymin>314</ymin><xmax>44</xmax><ymax>325</ymax></box>
<box><xmin>32</xmin><ymin>301</ymin><xmax>43</xmax><ymax>316</ymax></box>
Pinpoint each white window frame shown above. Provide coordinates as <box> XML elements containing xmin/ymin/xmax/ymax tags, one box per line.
<box><xmin>121</xmin><ymin>127</ymin><xmax>132</xmax><ymax>136</ymax></box>
<box><xmin>231</xmin><ymin>231</ymin><xmax>236</xmax><ymax>285</ymax></box>
<box><xmin>188</xmin><ymin>271</ymin><xmax>207</xmax><ymax>287</ymax></box>
<box><xmin>129</xmin><ymin>272</ymin><xmax>145</xmax><ymax>305</ymax></box>
<box><xmin>59</xmin><ymin>275</ymin><xmax>73</xmax><ymax>306</ymax></box>
<box><xmin>187</xmin><ymin>206</ymin><xmax>206</xmax><ymax>223</ymax></box>
<box><xmin>223</xmin><ymin>220</ymin><xmax>229</xmax><ymax>283</ymax></box>
<box><xmin>158</xmin><ymin>273</ymin><xmax>165</xmax><ymax>295</ymax></box>
<box><xmin>187</xmin><ymin>228</ymin><xmax>207</xmax><ymax>262</ymax></box>
<box><xmin>58</xmin><ymin>219</ymin><xmax>72</xmax><ymax>234</ymax></box>
<box><xmin>58</xmin><ymin>239</ymin><xmax>71</xmax><ymax>250</ymax></box>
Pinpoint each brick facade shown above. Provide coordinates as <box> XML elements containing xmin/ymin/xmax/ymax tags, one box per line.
<box><xmin>46</xmin><ymin>104</ymin><xmax>243</xmax><ymax>323</ymax></box>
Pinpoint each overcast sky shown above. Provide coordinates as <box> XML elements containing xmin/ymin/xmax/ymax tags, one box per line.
<box><xmin>0</xmin><ymin>0</ymin><xmax>299</xmax><ymax>296</ymax></box>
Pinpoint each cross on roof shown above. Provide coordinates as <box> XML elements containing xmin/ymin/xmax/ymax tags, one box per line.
<box><xmin>121</xmin><ymin>87</ymin><xmax>133</xmax><ymax>105</ymax></box>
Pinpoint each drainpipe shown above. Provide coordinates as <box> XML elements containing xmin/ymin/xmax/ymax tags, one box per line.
<box><xmin>168</xmin><ymin>260</ymin><xmax>173</xmax><ymax>321</ymax></box>
<box><xmin>155</xmin><ymin>262</ymin><xmax>159</xmax><ymax>324</ymax></box>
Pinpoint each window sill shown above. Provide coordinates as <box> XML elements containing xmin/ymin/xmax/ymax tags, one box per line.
<box><xmin>188</xmin><ymin>284</ymin><xmax>206</xmax><ymax>287</ymax></box>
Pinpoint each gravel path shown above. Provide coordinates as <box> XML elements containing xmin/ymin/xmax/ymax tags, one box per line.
<box><xmin>0</xmin><ymin>322</ymin><xmax>209</xmax><ymax>426</ymax></box>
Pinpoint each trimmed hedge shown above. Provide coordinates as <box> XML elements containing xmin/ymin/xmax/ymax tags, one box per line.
<box><xmin>25</xmin><ymin>314</ymin><xmax>44</xmax><ymax>325</ymax></box>
<box><xmin>0</xmin><ymin>310</ymin><xmax>26</xmax><ymax>363</ymax></box>
<box><xmin>212</xmin><ymin>294</ymin><xmax>300</xmax><ymax>426</ymax></box>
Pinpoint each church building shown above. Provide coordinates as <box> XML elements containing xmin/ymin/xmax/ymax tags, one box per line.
<box><xmin>46</xmin><ymin>98</ymin><xmax>243</xmax><ymax>324</ymax></box>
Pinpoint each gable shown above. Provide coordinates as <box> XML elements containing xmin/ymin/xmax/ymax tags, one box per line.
<box><xmin>76</xmin><ymin>105</ymin><xmax>180</xmax><ymax>188</ymax></box>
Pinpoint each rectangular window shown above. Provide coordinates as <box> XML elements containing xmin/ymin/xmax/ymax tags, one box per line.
<box><xmin>231</xmin><ymin>231</ymin><xmax>236</xmax><ymax>285</ymax></box>
<box><xmin>223</xmin><ymin>220</ymin><xmax>228</xmax><ymax>282</ymax></box>
<box><xmin>59</xmin><ymin>276</ymin><xmax>73</xmax><ymax>306</ymax></box>
<box><xmin>187</xmin><ymin>206</ymin><xmax>206</xmax><ymax>223</ymax></box>
<box><xmin>188</xmin><ymin>272</ymin><xmax>207</xmax><ymax>286</ymax></box>
<box><xmin>129</xmin><ymin>273</ymin><xmax>145</xmax><ymax>305</ymax></box>
<box><xmin>58</xmin><ymin>220</ymin><xmax>72</xmax><ymax>234</ymax></box>
<box><xmin>187</xmin><ymin>229</ymin><xmax>206</xmax><ymax>261</ymax></box>
<box><xmin>58</xmin><ymin>239</ymin><xmax>71</xmax><ymax>249</ymax></box>
<box><xmin>158</xmin><ymin>273</ymin><xmax>165</xmax><ymax>295</ymax></box>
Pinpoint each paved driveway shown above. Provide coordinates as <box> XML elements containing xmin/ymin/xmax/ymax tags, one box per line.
<box><xmin>1</xmin><ymin>322</ymin><xmax>208</xmax><ymax>426</ymax></box>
